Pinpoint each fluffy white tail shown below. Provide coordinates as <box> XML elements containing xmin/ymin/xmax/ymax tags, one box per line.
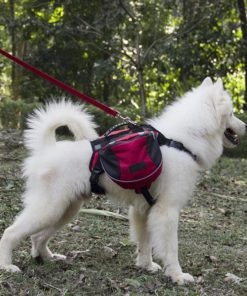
<box><xmin>24</xmin><ymin>99</ymin><xmax>98</xmax><ymax>153</ymax></box>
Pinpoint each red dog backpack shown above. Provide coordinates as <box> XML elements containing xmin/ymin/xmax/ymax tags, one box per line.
<box><xmin>89</xmin><ymin>122</ymin><xmax>196</xmax><ymax>206</ymax></box>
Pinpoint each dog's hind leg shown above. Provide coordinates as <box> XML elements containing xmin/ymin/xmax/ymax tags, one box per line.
<box><xmin>0</xmin><ymin>210</ymin><xmax>53</xmax><ymax>272</ymax></box>
<box><xmin>129</xmin><ymin>206</ymin><xmax>161</xmax><ymax>272</ymax></box>
<box><xmin>0</xmin><ymin>197</ymin><xmax>81</xmax><ymax>272</ymax></box>
<box><xmin>31</xmin><ymin>198</ymin><xmax>84</xmax><ymax>262</ymax></box>
<box><xmin>31</xmin><ymin>227</ymin><xmax>65</xmax><ymax>262</ymax></box>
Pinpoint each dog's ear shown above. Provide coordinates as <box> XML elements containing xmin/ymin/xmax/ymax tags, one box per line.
<box><xmin>212</xmin><ymin>78</ymin><xmax>231</xmax><ymax>126</ymax></box>
<box><xmin>214</xmin><ymin>78</ymin><xmax>223</xmax><ymax>90</ymax></box>
<box><xmin>201</xmin><ymin>77</ymin><xmax>213</xmax><ymax>86</ymax></box>
<box><xmin>214</xmin><ymin>78</ymin><xmax>226</xmax><ymax>104</ymax></box>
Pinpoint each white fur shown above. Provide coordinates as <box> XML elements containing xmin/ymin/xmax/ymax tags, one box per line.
<box><xmin>24</xmin><ymin>99</ymin><xmax>98</xmax><ymax>153</ymax></box>
<box><xmin>0</xmin><ymin>78</ymin><xmax>246</xmax><ymax>285</ymax></box>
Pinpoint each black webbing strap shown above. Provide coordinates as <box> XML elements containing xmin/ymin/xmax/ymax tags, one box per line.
<box><xmin>139</xmin><ymin>124</ymin><xmax>197</xmax><ymax>161</ymax></box>
<box><xmin>156</xmin><ymin>130</ymin><xmax>197</xmax><ymax>161</ymax></box>
<box><xmin>140</xmin><ymin>187</ymin><xmax>156</xmax><ymax>206</ymax></box>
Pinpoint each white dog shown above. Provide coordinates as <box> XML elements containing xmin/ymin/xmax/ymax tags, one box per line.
<box><xmin>0</xmin><ymin>77</ymin><xmax>246</xmax><ymax>285</ymax></box>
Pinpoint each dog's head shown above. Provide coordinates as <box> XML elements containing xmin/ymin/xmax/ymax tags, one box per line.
<box><xmin>201</xmin><ymin>77</ymin><xmax>246</xmax><ymax>148</ymax></box>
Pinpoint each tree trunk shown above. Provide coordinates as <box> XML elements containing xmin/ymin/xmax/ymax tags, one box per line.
<box><xmin>237</xmin><ymin>0</ymin><xmax>247</xmax><ymax>109</ymax></box>
<box><xmin>103</xmin><ymin>76</ymin><xmax>110</xmax><ymax>103</ymax></box>
<box><xmin>9</xmin><ymin>0</ymin><xmax>17</xmax><ymax>99</ymax></box>
<box><xmin>8</xmin><ymin>0</ymin><xmax>24</xmax><ymax>100</ymax></box>
<box><xmin>135</xmin><ymin>31</ymin><xmax>147</xmax><ymax>119</ymax></box>
<box><xmin>137</xmin><ymin>68</ymin><xmax>146</xmax><ymax>119</ymax></box>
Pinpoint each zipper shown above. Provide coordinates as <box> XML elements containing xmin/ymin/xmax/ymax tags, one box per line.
<box><xmin>105</xmin><ymin>131</ymin><xmax>156</xmax><ymax>149</ymax></box>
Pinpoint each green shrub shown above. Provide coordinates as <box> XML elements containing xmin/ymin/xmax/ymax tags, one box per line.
<box><xmin>0</xmin><ymin>98</ymin><xmax>41</xmax><ymax>129</ymax></box>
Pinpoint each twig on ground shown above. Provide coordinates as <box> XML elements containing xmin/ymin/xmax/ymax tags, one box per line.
<box><xmin>43</xmin><ymin>283</ymin><xmax>68</xmax><ymax>295</ymax></box>
<box><xmin>80</xmin><ymin>208</ymin><xmax>128</xmax><ymax>220</ymax></box>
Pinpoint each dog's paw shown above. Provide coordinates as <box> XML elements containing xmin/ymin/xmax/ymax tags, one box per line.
<box><xmin>52</xmin><ymin>253</ymin><xmax>67</xmax><ymax>261</ymax></box>
<box><xmin>136</xmin><ymin>261</ymin><xmax>162</xmax><ymax>273</ymax></box>
<box><xmin>146</xmin><ymin>262</ymin><xmax>162</xmax><ymax>273</ymax></box>
<box><xmin>33</xmin><ymin>253</ymin><xmax>67</xmax><ymax>262</ymax></box>
<box><xmin>167</xmin><ymin>271</ymin><xmax>194</xmax><ymax>285</ymax></box>
<box><xmin>0</xmin><ymin>264</ymin><xmax>21</xmax><ymax>273</ymax></box>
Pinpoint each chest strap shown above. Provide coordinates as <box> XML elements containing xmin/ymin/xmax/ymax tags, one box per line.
<box><xmin>156</xmin><ymin>132</ymin><xmax>197</xmax><ymax>161</ymax></box>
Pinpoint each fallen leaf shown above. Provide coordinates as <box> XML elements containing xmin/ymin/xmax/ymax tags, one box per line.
<box><xmin>125</xmin><ymin>278</ymin><xmax>141</xmax><ymax>288</ymax></box>
<box><xmin>224</xmin><ymin>272</ymin><xmax>242</xmax><ymax>284</ymax></box>
<box><xmin>103</xmin><ymin>246</ymin><xmax>118</xmax><ymax>258</ymax></box>
<box><xmin>72</xmin><ymin>225</ymin><xmax>81</xmax><ymax>232</ymax></box>
<box><xmin>205</xmin><ymin>255</ymin><xmax>218</xmax><ymax>262</ymax></box>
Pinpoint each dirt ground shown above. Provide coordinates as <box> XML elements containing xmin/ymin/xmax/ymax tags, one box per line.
<box><xmin>0</xmin><ymin>130</ymin><xmax>246</xmax><ymax>296</ymax></box>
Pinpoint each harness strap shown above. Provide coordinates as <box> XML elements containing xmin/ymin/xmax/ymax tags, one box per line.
<box><xmin>149</xmin><ymin>125</ymin><xmax>197</xmax><ymax>161</ymax></box>
<box><xmin>90</xmin><ymin>171</ymin><xmax>105</xmax><ymax>194</ymax></box>
<box><xmin>140</xmin><ymin>187</ymin><xmax>156</xmax><ymax>206</ymax></box>
<box><xmin>138</xmin><ymin>124</ymin><xmax>197</xmax><ymax>161</ymax></box>
<box><xmin>157</xmin><ymin>133</ymin><xmax>197</xmax><ymax>161</ymax></box>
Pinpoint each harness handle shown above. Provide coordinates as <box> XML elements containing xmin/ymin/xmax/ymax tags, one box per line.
<box><xmin>104</xmin><ymin>119</ymin><xmax>140</xmax><ymax>137</ymax></box>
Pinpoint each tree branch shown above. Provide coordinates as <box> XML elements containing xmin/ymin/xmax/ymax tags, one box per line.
<box><xmin>119</xmin><ymin>0</ymin><xmax>136</xmax><ymax>22</ymax></box>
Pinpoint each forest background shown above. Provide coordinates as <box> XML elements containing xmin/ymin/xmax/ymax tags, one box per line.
<box><xmin>0</xmin><ymin>2</ymin><xmax>247</xmax><ymax>294</ymax></box>
<box><xmin>0</xmin><ymin>0</ymin><xmax>247</xmax><ymax>132</ymax></box>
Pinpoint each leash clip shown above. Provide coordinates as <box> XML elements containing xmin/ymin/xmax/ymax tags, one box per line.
<box><xmin>116</xmin><ymin>113</ymin><xmax>136</xmax><ymax>125</ymax></box>
<box><xmin>104</xmin><ymin>113</ymin><xmax>139</xmax><ymax>137</ymax></box>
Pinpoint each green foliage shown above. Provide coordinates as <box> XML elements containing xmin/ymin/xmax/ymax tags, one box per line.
<box><xmin>0</xmin><ymin>0</ymin><xmax>246</xmax><ymax>121</ymax></box>
<box><xmin>224</xmin><ymin>65</ymin><xmax>246</xmax><ymax>111</ymax></box>
<box><xmin>0</xmin><ymin>98</ymin><xmax>40</xmax><ymax>129</ymax></box>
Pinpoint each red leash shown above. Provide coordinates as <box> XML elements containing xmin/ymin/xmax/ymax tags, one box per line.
<box><xmin>0</xmin><ymin>48</ymin><xmax>120</xmax><ymax>118</ymax></box>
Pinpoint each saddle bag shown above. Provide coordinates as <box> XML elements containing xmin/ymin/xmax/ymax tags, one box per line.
<box><xmin>90</xmin><ymin>123</ymin><xmax>163</xmax><ymax>206</ymax></box>
<box><xmin>89</xmin><ymin>122</ymin><xmax>196</xmax><ymax>206</ymax></box>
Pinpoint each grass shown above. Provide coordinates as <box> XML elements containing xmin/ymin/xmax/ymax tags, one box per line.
<box><xmin>0</xmin><ymin>130</ymin><xmax>246</xmax><ymax>295</ymax></box>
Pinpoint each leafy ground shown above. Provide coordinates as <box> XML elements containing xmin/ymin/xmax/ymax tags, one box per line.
<box><xmin>0</xmin><ymin>130</ymin><xmax>246</xmax><ymax>296</ymax></box>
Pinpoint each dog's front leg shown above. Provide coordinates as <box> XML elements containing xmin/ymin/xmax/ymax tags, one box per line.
<box><xmin>129</xmin><ymin>206</ymin><xmax>161</xmax><ymax>272</ymax></box>
<box><xmin>148</xmin><ymin>204</ymin><xmax>194</xmax><ymax>285</ymax></box>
